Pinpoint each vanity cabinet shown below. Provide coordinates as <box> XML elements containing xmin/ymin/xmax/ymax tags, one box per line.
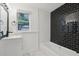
<box><xmin>0</xmin><ymin>36</ymin><xmax>22</xmax><ymax>56</ymax></box>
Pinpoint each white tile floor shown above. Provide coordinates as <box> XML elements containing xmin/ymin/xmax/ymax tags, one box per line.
<box><xmin>24</xmin><ymin>42</ymin><xmax>79</xmax><ymax>56</ymax></box>
<box><xmin>24</xmin><ymin>49</ymin><xmax>57</xmax><ymax>56</ymax></box>
<box><xmin>23</xmin><ymin>42</ymin><xmax>58</xmax><ymax>56</ymax></box>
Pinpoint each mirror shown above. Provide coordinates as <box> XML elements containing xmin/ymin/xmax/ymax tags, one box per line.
<box><xmin>0</xmin><ymin>3</ymin><xmax>9</xmax><ymax>39</ymax></box>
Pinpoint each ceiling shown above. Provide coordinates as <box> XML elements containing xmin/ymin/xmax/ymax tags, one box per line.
<box><xmin>8</xmin><ymin>3</ymin><xmax>64</xmax><ymax>13</ymax></box>
<box><xmin>23</xmin><ymin>3</ymin><xmax>64</xmax><ymax>12</ymax></box>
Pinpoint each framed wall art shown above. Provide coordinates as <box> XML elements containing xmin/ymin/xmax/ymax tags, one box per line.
<box><xmin>17</xmin><ymin>10</ymin><xmax>30</xmax><ymax>32</ymax></box>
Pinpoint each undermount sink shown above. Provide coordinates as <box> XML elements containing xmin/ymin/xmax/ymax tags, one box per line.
<box><xmin>2</xmin><ymin>34</ymin><xmax>22</xmax><ymax>40</ymax></box>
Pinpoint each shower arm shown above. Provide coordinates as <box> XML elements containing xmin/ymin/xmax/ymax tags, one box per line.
<box><xmin>0</xmin><ymin>3</ymin><xmax>9</xmax><ymax>37</ymax></box>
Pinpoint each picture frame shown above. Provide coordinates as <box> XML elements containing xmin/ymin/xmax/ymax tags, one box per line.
<box><xmin>17</xmin><ymin>10</ymin><xmax>31</xmax><ymax>32</ymax></box>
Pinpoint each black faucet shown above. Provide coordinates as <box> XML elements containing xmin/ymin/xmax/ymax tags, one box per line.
<box><xmin>0</xmin><ymin>31</ymin><xmax>3</xmax><ymax>40</ymax></box>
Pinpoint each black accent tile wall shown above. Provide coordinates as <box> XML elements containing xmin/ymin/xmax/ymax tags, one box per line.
<box><xmin>51</xmin><ymin>3</ymin><xmax>79</xmax><ymax>53</ymax></box>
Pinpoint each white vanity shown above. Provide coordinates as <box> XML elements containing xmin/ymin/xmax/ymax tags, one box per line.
<box><xmin>0</xmin><ymin>35</ymin><xmax>22</xmax><ymax>56</ymax></box>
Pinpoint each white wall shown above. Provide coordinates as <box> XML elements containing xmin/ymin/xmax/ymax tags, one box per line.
<box><xmin>39</xmin><ymin>9</ymin><xmax>50</xmax><ymax>42</ymax></box>
<box><xmin>6</xmin><ymin>3</ymin><xmax>50</xmax><ymax>54</ymax></box>
<box><xmin>7</xmin><ymin>3</ymin><xmax>39</xmax><ymax>53</ymax></box>
<box><xmin>8</xmin><ymin>3</ymin><xmax>39</xmax><ymax>33</ymax></box>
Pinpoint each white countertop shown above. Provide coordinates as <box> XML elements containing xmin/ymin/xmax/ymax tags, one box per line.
<box><xmin>2</xmin><ymin>35</ymin><xmax>22</xmax><ymax>40</ymax></box>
